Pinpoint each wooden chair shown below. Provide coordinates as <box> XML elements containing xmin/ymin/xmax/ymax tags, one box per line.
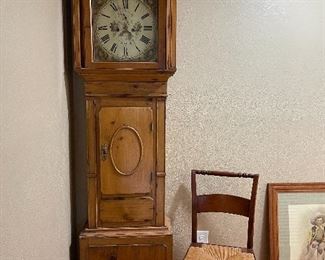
<box><xmin>184</xmin><ymin>170</ymin><xmax>259</xmax><ymax>260</ymax></box>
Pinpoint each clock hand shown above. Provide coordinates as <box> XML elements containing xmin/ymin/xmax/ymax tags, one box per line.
<box><xmin>117</xmin><ymin>9</ymin><xmax>130</xmax><ymax>26</ymax></box>
<box><xmin>114</xmin><ymin>5</ymin><xmax>129</xmax><ymax>27</ymax></box>
<box><xmin>131</xmin><ymin>38</ymin><xmax>141</xmax><ymax>53</ymax></box>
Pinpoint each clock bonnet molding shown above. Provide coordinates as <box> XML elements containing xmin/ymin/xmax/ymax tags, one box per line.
<box><xmin>73</xmin><ymin>0</ymin><xmax>176</xmax><ymax>79</ymax></box>
<box><xmin>71</xmin><ymin>0</ymin><xmax>176</xmax><ymax>259</ymax></box>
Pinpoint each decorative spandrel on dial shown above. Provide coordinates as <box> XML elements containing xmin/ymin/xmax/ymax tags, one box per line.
<box><xmin>92</xmin><ymin>0</ymin><xmax>158</xmax><ymax>62</ymax></box>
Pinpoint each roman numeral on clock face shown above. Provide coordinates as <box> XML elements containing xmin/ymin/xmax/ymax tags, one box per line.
<box><xmin>122</xmin><ymin>0</ymin><xmax>128</xmax><ymax>9</ymax></box>
<box><xmin>144</xmin><ymin>26</ymin><xmax>152</xmax><ymax>31</ymax></box>
<box><xmin>110</xmin><ymin>2</ymin><xmax>118</xmax><ymax>11</ymax></box>
<box><xmin>134</xmin><ymin>3</ymin><xmax>140</xmax><ymax>12</ymax></box>
<box><xmin>141</xmin><ymin>13</ymin><xmax>150</xmax><ymax>20</ymax></box>
<box><xmin>124</xmin><ymin>47</ymin><xmax>128</xmax><ymax>56</ymax></box>
<box><xmin>98</xmin><ymin>25</ymin><xmax>108</xmax><ymax>30</ymax></box>
<box><xmin>111</xmin><ymin>43</ymin><xmax>118</xmax><ymax>53</ymax></box>
<box><xmin>101</xmin><ymin>13</ymin><xmax>110</xmax><ymax>19</ymax></box>
<box><xmin>101</xmin><ymin>34</ymin><xmax>110</xmax><ymax>44</ymax></box>
<box><xmin>140</xmin><ymin>35</ymin><xmax>150</xmax><ymax>45</ymax></box>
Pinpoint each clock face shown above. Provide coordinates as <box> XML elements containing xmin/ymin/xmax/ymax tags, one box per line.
<box><xmin>92</xmin><ymin>0</ymin><xmax>158</xmax><ymax>62</ymax></box>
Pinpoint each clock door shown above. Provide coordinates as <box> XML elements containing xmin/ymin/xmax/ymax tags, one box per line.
<box><xmin>97</xmin><ymin>98</ymin><xmax>155</xmax><ymax>227</ymax></box>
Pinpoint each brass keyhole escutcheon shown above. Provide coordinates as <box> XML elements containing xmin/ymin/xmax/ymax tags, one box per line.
<box><xmin>101</xmin><ymin>144</ymin><xmax>109</xmax><ymax>161</ymax></box>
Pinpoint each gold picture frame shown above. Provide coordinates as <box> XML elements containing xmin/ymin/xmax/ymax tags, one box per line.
<box><xmin>268</xmin><ymin>183</ymin><xmax>325</xmax><ymax>260</ymax></box>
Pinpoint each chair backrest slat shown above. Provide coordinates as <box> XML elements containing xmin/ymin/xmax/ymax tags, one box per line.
<box><xmin>191</xmin><ymin>169</ymin><xmax>259</xmax><ymax>250</ymax></box>
<box><xmin>196</xmin><ymin>194</ymin><xmax>250</xmax><ymax>217</ymax></box>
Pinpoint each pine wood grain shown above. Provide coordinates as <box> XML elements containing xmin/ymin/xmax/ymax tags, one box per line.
<box><xmin>99</xmin><ymin>197</ymin><xmax>154</xmax><ymax>224</ymax></box>
<box><xmin>80</xmin><ymin>226</ymin><xmax>172</xmax><ymax>260</ymax></box>
<box><xmin>72</xmin><ymin>0</ymin><xmax>176</xmax><ymax>257</ymax></box>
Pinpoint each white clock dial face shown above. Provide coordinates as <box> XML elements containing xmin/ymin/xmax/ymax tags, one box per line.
<box><xmin>93</xmin><ymin>0</ymin><xmax>157</xmax><ymax>62</ymax></box>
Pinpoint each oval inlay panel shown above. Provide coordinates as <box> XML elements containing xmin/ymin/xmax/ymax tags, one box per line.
<box><xmin>110</xmin><ymin>126</ymin><xmax>143</xmax><ymax>176</ymax></box>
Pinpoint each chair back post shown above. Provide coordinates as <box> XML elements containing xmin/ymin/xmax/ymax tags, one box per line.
<box><xmin>191</xmin><ymin>170</ymin><xmax>198</xmax><ymax>243</ymax></box>
<box><xmin>247</xmin><ymin>174</ymin><xmax>259</xmax><ymax>249</ymax></box>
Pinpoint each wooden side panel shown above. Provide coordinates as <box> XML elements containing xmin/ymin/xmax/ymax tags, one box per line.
<box><xmin>79</xmin><ymin>236</ymin><xmax>88</xmax><ymax>260</ymax></box>
<box><xmin>72</xmin><ymin>0</ymin><xmax>81</xmax><ymax>69</ymax></box>
<box><xmin>166</xmin><ymin>0</ymin><xmax>176</xmax><ymax>70</ymax></box>
<box><xmin>156</xmin><ymin>98</ymin><xmax>166</xmax><ymax>226</ymax></box>
<box><xmin>99</xmin><ymin>197</ymin><xmax>154</xmax><ymax>224</ymax></box>
<box><xmin>86</xmin><ymin>99</ymin><xmax>97</xmax><ymax>228</ymax></box>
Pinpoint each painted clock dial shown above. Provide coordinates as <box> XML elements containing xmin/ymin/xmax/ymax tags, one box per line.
<box><xmin>92</xmin><ymin>0</ymin><xmax>158</xmax><ymax>62</ymax></box>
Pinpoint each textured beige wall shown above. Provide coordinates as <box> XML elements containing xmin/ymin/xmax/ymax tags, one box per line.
<box><xmin>0</xmin><ymin>1</ymin><xmax>324</xmax><ymax>260</ymax></box>
<box><xmin>0</xmin><ymin>1</ymin><xmax>70</xmax><ymax>260</ymax></box>
<box><xmin>166</xmin><ymin>1</ymin><xmax>325</xmax><ymax>260</ymax></box>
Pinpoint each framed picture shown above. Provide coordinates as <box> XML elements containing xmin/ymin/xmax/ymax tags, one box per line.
<box><xmin>268</xmin><ymin>183</ymin><xmax>325</xmax><ymax>260</ymax></box>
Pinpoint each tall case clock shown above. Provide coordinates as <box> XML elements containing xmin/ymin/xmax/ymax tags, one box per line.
<box><xmin>72</xmin><ymin>0</ymin><xmax>176</xmax><ymax>259</ymax></box>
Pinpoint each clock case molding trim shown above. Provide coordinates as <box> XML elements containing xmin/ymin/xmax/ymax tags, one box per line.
<box><xmin>73</xmin><ymin>0</ymin><xmax>176</xmax><ymax>80</ymax></box>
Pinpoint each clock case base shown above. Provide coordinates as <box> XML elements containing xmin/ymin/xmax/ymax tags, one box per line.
<box><xmin>79</xmin><ymin>222</ymin><xmax>172</xmax><ymax>260</ymax></box>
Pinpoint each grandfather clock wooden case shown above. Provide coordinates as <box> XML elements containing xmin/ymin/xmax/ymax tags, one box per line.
<box><xmin>72</xmin><ymin>0</ymin><xmax>176</xmax><ymax>259</ymax></box>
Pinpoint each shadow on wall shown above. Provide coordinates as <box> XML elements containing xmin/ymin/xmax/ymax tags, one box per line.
<box><xmin>259</xmin><ymin>190</ymin><xmax>270</xmax><ymax>259</ymax></box>
<box><xmin>62</xmin><ymin>1</ymin><xmax>88</xmax><ymax>260</ymax></box>
<box><xmin>168</xmin><ymin>183</ymin><xmax>192</xmax><ymax>225</ymax></box>
<box><xmin>168</xmin><ymin>183</ymin><xmax>192</xmax><ymax>257</ymax></box>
